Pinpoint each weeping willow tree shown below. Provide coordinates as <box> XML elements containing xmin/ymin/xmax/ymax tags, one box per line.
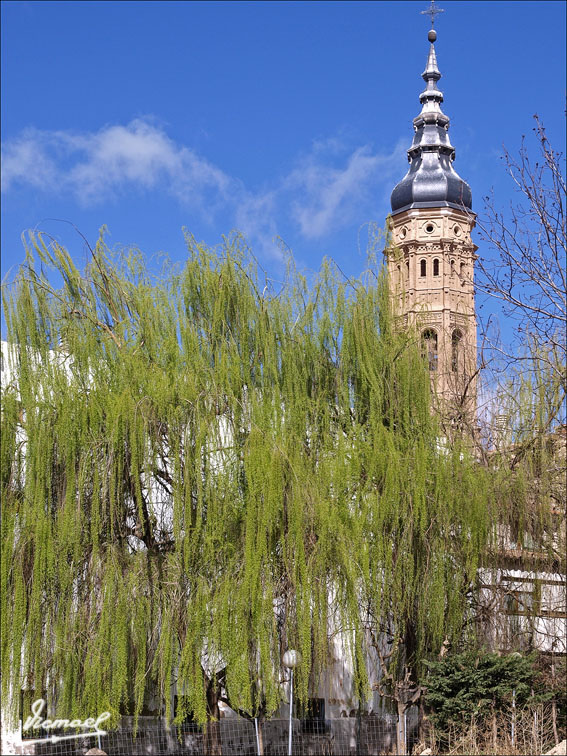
<box><xmin>1</xmin><ymin>229</ymin><xmax>514</xmax><ymax>730</ymax></box>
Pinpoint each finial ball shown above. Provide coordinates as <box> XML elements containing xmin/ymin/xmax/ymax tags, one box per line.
<box><xmin>428</xmin><ymin>29</ymin><xmax>437</xmax><ymax>42</ymax></box>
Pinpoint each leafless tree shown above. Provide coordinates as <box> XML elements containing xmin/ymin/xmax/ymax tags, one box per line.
<box><xmin>474</xmin><ymin>116</ymin><xmax>566</xmax><ymax>392</ymax></box>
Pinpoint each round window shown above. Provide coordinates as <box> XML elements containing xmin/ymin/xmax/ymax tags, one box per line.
<box><xmin>400</xmin><ymin>227</ymin><xmax>407</xmax><ymax>239</ymax></box>
<box><xmin>425</xmin><ymin>224</ymin><xmax>434</xmax><ymax>233</ymax></box>
<box><xmin>453</xmin><ymin>225</ymin><xmax>461</xmax><ymax>236</ymax></box>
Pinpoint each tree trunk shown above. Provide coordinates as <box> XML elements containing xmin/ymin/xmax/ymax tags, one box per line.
<box><xmin>418</xmin><ymin>695</ymin><xmax>426</xmax><ymax>746</ymax></box>
<box><xmin>204</xmin><ymin>673</ymin><xmax>222</xmax><ymax>756</ymax></box>
<box><xmin>552</xmin><ymin>657</ymin><xmax>559</xmax><ymax>744</ymax></box>
<box><xmin>256</xmin><ymin>717</ymin><xmax>265</xmax><ymax>756</ymax></box>
<box><xmin>204</xmin><ymin>721</ymin><xmax>222</xmax><ymax>756</ymax></box>
<box><xmin>396</xmin><ymin>700</ymin><xmax>407</xmax><ymax>756</ymax></box>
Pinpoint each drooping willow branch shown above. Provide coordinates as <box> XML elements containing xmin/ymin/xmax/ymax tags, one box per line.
<box><xmin>1</xmin><ymin>229</ymin><xmax>557</xmax><ymax>729</ymax></box>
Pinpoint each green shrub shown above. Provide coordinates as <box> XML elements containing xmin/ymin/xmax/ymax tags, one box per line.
<box><xmin>424</xmin><ymin>651</ymin><xmax>536</xmax><ymax>732</ymax></box>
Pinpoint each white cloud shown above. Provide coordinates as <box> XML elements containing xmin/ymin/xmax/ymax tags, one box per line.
<box><xmin>1</xmin><ymin>130</ymin><xmax>57</xmax><ymax>192</ymax></box>
<box><xmin>1</xmin><ymin>120</ymin><xmax>235</xmax><ymax>210</ymax></box>
<box><xmin>286</xmin><ymin>140</ymin><xmax>405</xmax><ymax>239</ymax></box>
<box><xmin>1</xmin><ymin>119</ymin><xmax>405</xmax><ymax>248</ymax></box>
<box><xmin>67</xmin><ymin>121</ymin><xmax>183</xmax><ymax>200</ymax></box>
<box><xmin>233</xmin><ymin>190</ymin><xmax>281</xmax><ymax>259</ymax></box>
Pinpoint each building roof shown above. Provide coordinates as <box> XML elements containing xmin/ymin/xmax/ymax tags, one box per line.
<box><xmin>390</xmin><ymin>26</ymin><xmax>473</xmax><ymax>216</ymax></box>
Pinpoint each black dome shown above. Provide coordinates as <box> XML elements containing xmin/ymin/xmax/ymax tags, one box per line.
<box><xmin>390</xmin><ymin>148</ymin><xmax>472</xmax><ymax>214</ymax></box>
<box><xmin>390</xmin><ymin>36</ymin><xmax>472</xmax><ymax>215</ymax></box>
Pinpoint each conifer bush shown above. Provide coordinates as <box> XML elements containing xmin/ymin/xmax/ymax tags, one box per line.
<box><xmin>424</xmin><ymin>652</ymin><xmax>535</xmax><ymax>731</ymax></box>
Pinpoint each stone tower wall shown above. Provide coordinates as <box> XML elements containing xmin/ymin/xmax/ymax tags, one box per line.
<box><xmin>388</xmin><ymin>206</ymin><xmax>478</xmax><ymax>416</ymax></box>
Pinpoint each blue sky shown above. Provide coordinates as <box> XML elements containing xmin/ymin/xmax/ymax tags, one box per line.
<box><xmin>1</xmin><ymin>1</ymin><xmax>565</xmax><ymax>307</ymax></box>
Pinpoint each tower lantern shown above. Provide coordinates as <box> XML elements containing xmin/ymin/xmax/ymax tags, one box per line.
<box><xmin>387</xmin><ymin>6</ymin><xmax>477</xmax><ymax>420</ymax></box>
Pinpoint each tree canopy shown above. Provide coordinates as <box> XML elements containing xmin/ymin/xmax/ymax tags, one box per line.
<box><xmin>0</xmin><ymin>230</ymin><xmax>555</xmax><ymax>728</ymax></box>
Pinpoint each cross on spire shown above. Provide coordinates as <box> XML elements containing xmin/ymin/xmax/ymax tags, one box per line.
<box><xmin>421</xmin><ymin>0</ymin><xmax>444</xmax><ymax>27</ymax></box>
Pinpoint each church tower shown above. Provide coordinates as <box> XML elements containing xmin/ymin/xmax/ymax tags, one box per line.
<box><xmin>387</xmin><ymin>9</ymin><xmax>477</xmax><ymax>420</ymax></box>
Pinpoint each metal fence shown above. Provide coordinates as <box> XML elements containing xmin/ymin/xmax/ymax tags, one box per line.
<box><xmin>8</xmin><ymin>704</ymin><xmax>562</xmax><ymax>756</ymax></box>
<box><xmin>8</xmin><ymin>713</ymin><xmax>416</xmax><ymax>756</ymax></box>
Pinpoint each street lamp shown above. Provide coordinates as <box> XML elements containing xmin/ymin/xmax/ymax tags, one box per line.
<box><xmin>282</xmin><ymin>650</ymin><xmax>301</xmax><ymax>756</ymax></box>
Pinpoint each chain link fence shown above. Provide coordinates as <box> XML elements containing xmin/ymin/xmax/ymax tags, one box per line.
<box><xmin>8</xmin><ymin>712</ymin><xmax>415</xmax><ymax>756</ymax></box>
<box><xmin>6</xmin><ymin>702</ymin><xmax>563</xmax><ymax>755</ymax></box>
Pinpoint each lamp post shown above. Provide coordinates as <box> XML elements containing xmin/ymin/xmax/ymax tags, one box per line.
<box><xmin>282</xmin><ymin>650</ymin><xmax>301</xmax><ymax>756</ymax></box>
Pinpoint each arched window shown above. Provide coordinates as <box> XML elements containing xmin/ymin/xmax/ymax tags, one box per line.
<box><xmin>405</xmin><ymin>259</ymin><xmax>409</xmax><ymax>279</ymax></box>
<box><xmin>452</xmin><ymin>329</ymin><xmax>463</xmax><ymax>372</ymax></box>
<box><xmin>460</xmin><ymin>262</ymin><xmax>466</xmax><ymax>281</ymax></box>
<box><xmin>420</xmin><ymin>259</ymin><xmax>427</xmax><ymax>277</ymax></box>
<box><xmin>422</xmin><ymin>329</ymin><xmax>438</xmax><ymax>372</ymax></box>
<box><xmin>433</xmin><ymin>258</ymin><xmax>440</xmax><ymax>276</ymax></box>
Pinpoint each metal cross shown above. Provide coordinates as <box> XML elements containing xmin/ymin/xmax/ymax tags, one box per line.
<box><xmin>421</xmin><ymin>0</ymin><xmax>444</xmax><ymax>26</ymax></box>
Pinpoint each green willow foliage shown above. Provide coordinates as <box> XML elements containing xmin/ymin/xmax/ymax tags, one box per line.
<box><xmin>1</xmin><ymin>230</ymin><xmax>495</xmax><ymax>727</ymax></box>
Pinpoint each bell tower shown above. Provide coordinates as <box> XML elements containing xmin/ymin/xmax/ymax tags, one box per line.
<box><xmin>387</xmin><ymin>7</ymin><xmax>477</xmax><ymax>420</ymax></box>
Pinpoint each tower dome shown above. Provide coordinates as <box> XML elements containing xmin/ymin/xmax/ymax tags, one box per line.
<box><xmin>390</xmin><ymin>27</ymin><xmax>472</xmax><ymax>215</ymax></box>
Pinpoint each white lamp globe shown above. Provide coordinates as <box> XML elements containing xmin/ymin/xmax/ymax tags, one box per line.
<box><xmin>282</xmin><ymin>650</ymin><xmax>301</xmax><ymax>669</ymax></box>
